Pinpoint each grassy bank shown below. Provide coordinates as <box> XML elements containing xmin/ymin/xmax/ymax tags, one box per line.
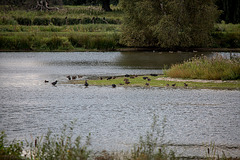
<box><xmin>166</xmin><ymin>55</ymin><xmax>240</xmax><ymax>80</ymax></box>
<box><xmin>0</xmin><ymin>5</ymin><xmax>240</xmax><ymax>51</ymax></box>
<box><xmin>64</xmin><ymin>75</ymin><xmax>240</xmax><ymax>90</ymax></box>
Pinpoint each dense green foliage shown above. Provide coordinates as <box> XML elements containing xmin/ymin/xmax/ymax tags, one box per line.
<box><xmin>166</xmin><ymin>55</ymin><xmax>240</xmax><ymax>80</ymax></box>
<box><xmin>121</xmin><ymin>0</ymin><xmax>220</xmax><ymax>48</ymax></box>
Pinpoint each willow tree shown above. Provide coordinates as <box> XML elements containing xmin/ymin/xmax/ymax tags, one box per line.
<box><xmin>120</xmin><ymin>0</ymin><xmax>220</xmax><ymax>48</ymax></box>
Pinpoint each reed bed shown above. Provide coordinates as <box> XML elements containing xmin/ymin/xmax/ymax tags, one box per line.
<box><xmin>166</xmin><ymin>55</ymin><xmax>240</xmax><ymax>80</ymax></box>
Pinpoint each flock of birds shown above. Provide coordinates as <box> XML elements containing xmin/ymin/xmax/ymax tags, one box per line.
<box><xmin>45</xmin><ymin>74</ymin><xmax>188</xmax><ymax>88</ymax></box>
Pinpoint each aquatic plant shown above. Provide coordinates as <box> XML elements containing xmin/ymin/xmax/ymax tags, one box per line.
<box><xmin>25</xmin><ymin>121</ymin><xmax>91</xmax><ymax>160</ymax></box>
<box><xmin>0</xmin><ymin>131</ymin><xmax>24</xmax><ymax>160</ymax></box>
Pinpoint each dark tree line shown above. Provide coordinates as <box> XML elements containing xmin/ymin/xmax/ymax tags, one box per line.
<box><xmin>216</xmin><ymin>0</ymin><xmax>240</xmax><ymax>24</ymax></box>
<box><xmin>0</xmin><ymin>0</ymin><xmax>118</xmax><ymax>11</ymax></box>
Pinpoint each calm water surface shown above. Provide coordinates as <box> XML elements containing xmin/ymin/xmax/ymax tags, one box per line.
<box><xmin>0</xmin><ymin>51</ymin><xmax>239</xmax><ymax>157</ymax></box>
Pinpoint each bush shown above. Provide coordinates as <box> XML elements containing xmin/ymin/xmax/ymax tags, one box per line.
<box><xmin>51</xmin><ymin>18</ymin><xmax>66</xmax><ymax>26</ymax></box>
<box><xmin>33</xmin><ymin>18</ymin><xmax>50</xmax><ymax>25</ymax></box>
<box><xmin>16</xmin><ymin>17</ymin><xmax>32</xmax><ymax>26</ymax></box>
<box><xmin>212</xmin><ymin>32</ymin><xmax>240</xmax><ymax>48</ymax></box>
<box><xmin>67</xmin><ymin>18</ymin><xmax>80</xmax><ymax>25</ymax></box>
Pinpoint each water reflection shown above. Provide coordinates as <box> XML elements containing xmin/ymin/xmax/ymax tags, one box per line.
<box><xmin>117</xmin><ymin>52</ymin><xmax>211</xmax><ymax>69</ymax></box>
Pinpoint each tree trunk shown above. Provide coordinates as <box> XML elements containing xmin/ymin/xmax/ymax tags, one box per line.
<box><xmin>101</xmin><ymin>0</ymin><xmax>112</xmax><ymax>12</ymax></box>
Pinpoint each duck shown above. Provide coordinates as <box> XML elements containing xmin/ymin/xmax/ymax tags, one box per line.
<box><xmin>143</xmin><ymin>77</ymin><xmax>148</xmax><ymax>80</ymax></box>
<box><xmin>84</xmin><ymin>80</ymin><xmax>89</xmax><ymax>87</ymax></box>
<box><xmin>52</xmin><ymin>80</ymin><xmax>58</xmax><ymax>86</ymax></box>
<box><xmin>67</xmin><ymin>75</ymin><xmax>71</xmax><ymax>80</ymax></box>
<box><xmin>72</xmin><ymin>76</ymin><xmax>77</xmax><ymax>80</ymax></box>
<box><xmin>145</xmin><ymin>83</ymin><xmax>150</xmax><ymax>86</ymax></box>
<box><xmin>184</xmin><ymin>83</ymin><xmax>188</xmax><ymax>87</ymax></box>
<box><xmin>172</xmin><ymin>83</ymin><xmax>176</xmax><ymax>87</ymax></box>
<box><xmin>124</xmin><ymin>78</ymin><xmax>129</xmax><ymax>82</ymax></box>
<box><xmin>112</xmin><ymin>84</ymin><xmax>116</xmax><ymax>88</ymax></box>
<box><xmin>125</xmin><ymin>81</ymin><xmax>130</xmax><ymax>85</ymax></box>
<box><xmin>107</xmin><ymin>77</ymin><xmax>112</xmax><ymax>80</ymax></box>
<box><xmin>44</xmin><ymin>80</ymin><xmax>49</xmax><ymax>83</ymax></box>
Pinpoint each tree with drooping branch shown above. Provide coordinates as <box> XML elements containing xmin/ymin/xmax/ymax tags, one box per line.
<box><xmin>120</xmin><ymin>0</ymin><xmax>220</xmax><ymax>48</ymax></box>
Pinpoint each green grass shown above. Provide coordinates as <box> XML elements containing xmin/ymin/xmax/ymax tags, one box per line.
<box><xmin>0</xmin><ymin>32</ymin><xmax>121</xmax><ymax>51</ymax></box>
<box><xmin>165</xmin><ymin>55</ymin><xmax>240</xmax><ymax>80</ymax></box>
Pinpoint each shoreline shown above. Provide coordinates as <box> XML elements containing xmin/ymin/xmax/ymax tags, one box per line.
<box><xmin>1</xmin><ymin>48</ymin><xmax>240</xmax><ymax>53</ymax></box>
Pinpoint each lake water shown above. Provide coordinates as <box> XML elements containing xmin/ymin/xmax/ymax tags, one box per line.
<box><xmin>0</xmin><ymin>51</ymin><xmax>239</xmax><ymax>158</ymax></box>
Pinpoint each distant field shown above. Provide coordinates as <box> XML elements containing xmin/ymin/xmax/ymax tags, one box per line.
<box><xmin>0</xmin><ymin>5</ymin><xmax>239</xmax><ymax>51</ymax></box>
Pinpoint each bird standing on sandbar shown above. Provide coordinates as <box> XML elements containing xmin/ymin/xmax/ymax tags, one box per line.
<box><xmin>52</xmin><ymin>80</ymin><xmax>58</xmax><ymax>86</ymax></box>
<box><xmin>84</xmin><ymin>80</ymin><xmax>89</xmax><ymax>87</ymax></box>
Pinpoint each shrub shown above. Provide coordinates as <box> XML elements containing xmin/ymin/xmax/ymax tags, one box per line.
<box><xmin>67</xmin><ymin>18</ymin><xmax>80</xmax><ymax>25</ymax></box>
<box><xmin>16</xmin><ymin>17</ymin><xmax>32</xmax><ymax>26</ymax></box>
<box><xmin>33</xmin><ymin>18</ymin><xmax>50</xmax><ymax>25</ymax></box>
<box><xmin>212</xmin><ymin>32</ymin><xmax>240</xmax><ymax>48</ymax></box>
<box><xmin>51</xmin><ymin>18</ymin><xmax>66</xmax><ymax>26</ymax></box>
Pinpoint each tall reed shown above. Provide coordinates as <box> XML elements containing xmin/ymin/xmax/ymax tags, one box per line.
<box><xmin>166</xmin><ymin>55</ymin><xmax>240</xmax><ymax>80</ymax></box>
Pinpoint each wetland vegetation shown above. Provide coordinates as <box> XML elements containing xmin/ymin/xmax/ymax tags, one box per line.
<box><xmin>1</xmin><ymin>117</ymin><xmax>238</xmax><ymax>160</ymax></box>
<box><xmin>0</xmin><ymin>3</ymin><xmax>239</xmax><ymax>51</ymax></box>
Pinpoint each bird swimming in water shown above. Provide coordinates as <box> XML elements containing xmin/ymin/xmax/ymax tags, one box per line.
<box><xmin>52</xmin><ymin>80</ymin><xmax>58</xmax><ymax>86</ymax></box>
<box><xmin>84</xmin><ymin>80</ymin><xmax>89</xmax><ymax>87</ymax></box>
<box><xmin>112</xmin><ymin>84</ymin><xmax>116</xmax><ymax>88</ymax></box>
<box><xmin>44</xmin><ymin>80</ymin><xmax>49</xmax><ymax>83</ymax></box>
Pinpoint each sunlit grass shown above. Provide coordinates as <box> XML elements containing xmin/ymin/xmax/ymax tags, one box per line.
<box><xmin>66</xmin><ymin>75</ymin><xmax>240</xmax><ymax>90</ymax></box>
<box><xmin>165</xmin><ymin>55</ymin><xmax>240</xmax><ymax>80</ymax></box>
